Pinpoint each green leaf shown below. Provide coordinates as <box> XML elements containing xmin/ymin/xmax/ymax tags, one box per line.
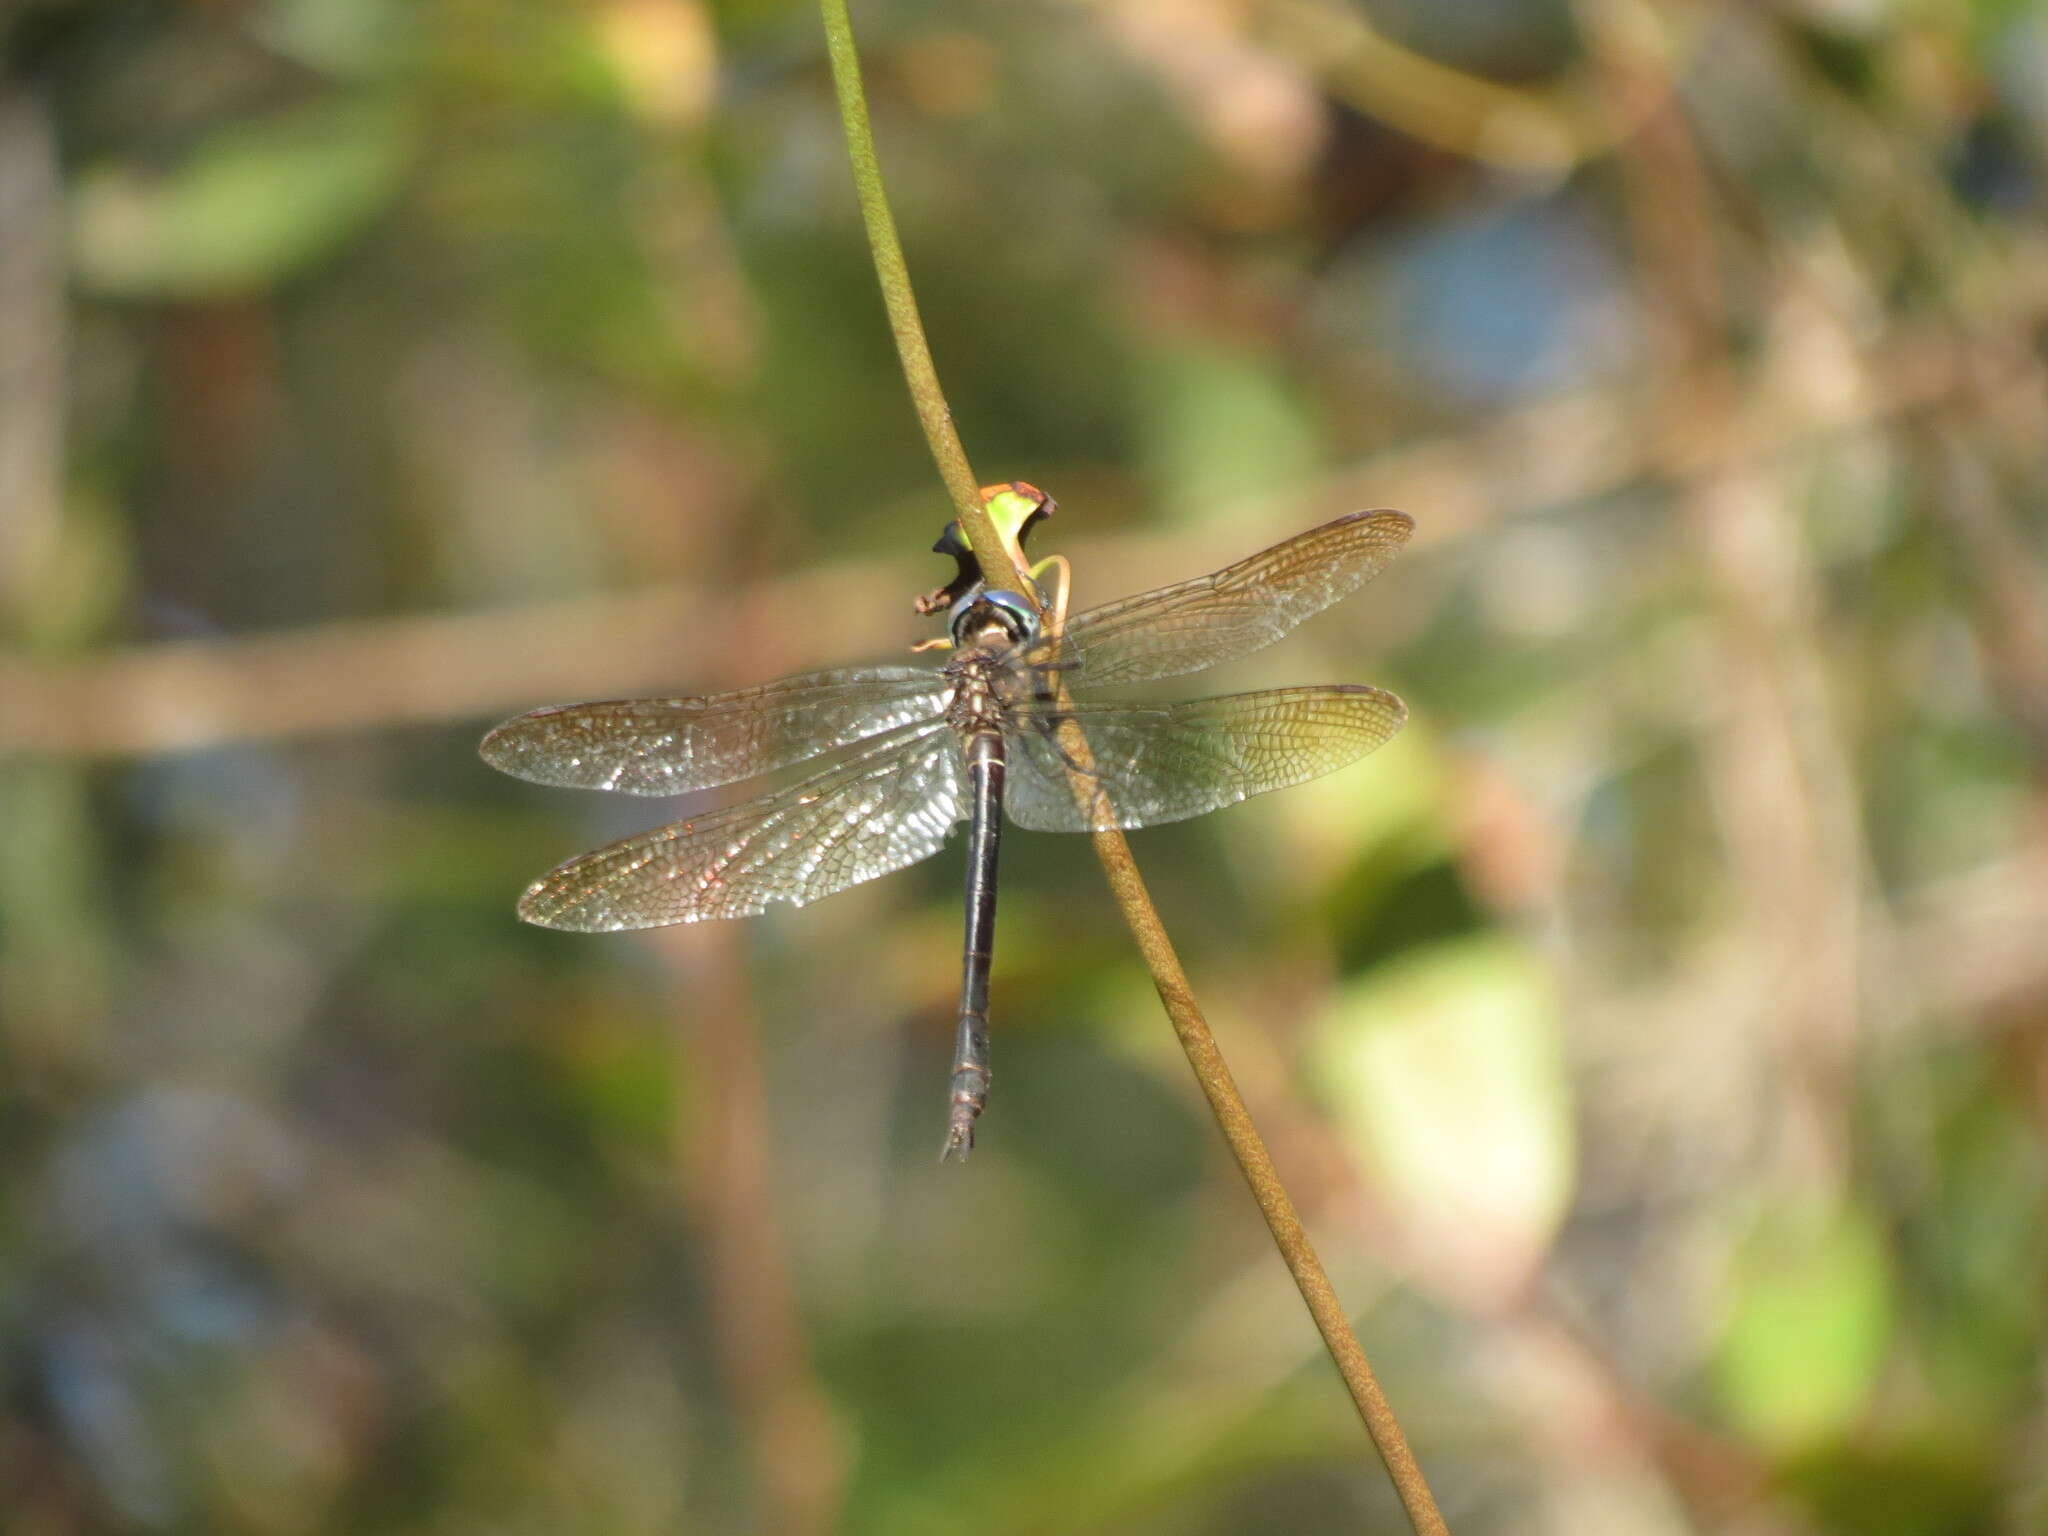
<box><xmin>256</xmin><ymin>0</ymin><xmax>409</xmax><ymax>75</ymax></box>
<box><xmin>71</xmin><ymin>97</ymin><xmax>410</xmax><ymax>298</ymax></box>
<box><xmin>1715</xmin><ymin>1201</ymin><xmax>1893</xmax><ymax>1452</ymax></box>
<box><xmin>1134</xmin><ymin>339</ymin><xmax>1321</xmax><ymax>520</ymax></box>
<box><xmin>1312</xmin><ymin>937</ymin><xmax>1573</xmax><ymax>1305</ymax></box>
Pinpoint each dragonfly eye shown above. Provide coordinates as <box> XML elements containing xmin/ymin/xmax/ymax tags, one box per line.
<box><xmin>948</xmin><ymin>588</ymin><xmax>1041</xmax><ymax>648</ymax></box>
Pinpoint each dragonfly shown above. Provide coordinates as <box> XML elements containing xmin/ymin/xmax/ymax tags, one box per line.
<box><xmin>482</xmin><ymin>499</ymin><xmax>1414</xmax><ymax>1158</ymax></box>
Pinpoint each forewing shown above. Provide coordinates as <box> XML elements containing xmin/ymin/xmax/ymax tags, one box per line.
<box><xmin>481</xmin><ymin>666</ymin><xmax>944</xmax><ymax>796</ymax></box>
<box><xmin>1032</xmin><ymin>511</ymin><xmax>1412</xmax><ymax>688</ymax></box>
<box><xmin>1004</xmin><ymin>685</ymin><xmax>1405</xmax><ymax>833</ymax></box>
<box><xmin>517</xmin><ymin>720</ymin><xmax>966</xmax><ymax>930</ymax></box>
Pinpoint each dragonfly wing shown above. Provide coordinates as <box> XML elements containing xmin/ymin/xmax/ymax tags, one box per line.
<box><xmin>481</xmin><ymin>666</ymin><xmax>945</xmax><ymax>796</ymax></box>
<box><xmin>1032</xmin><ymin>511</ymin><xmax>1412</xmax><ymax>688</ymax></box>
<box><xmin>518</xmin><ymin>720</ymin><xmax>967</xmax><ymax>930</ymax></box>
<box><xmin>1003</xmin><ymin>685</ymin><xmax>1405</xmax><ymax>833</ymax></box>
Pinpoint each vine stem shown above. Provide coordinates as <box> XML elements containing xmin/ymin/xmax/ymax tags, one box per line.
<box><xmin>1086</xmin><ymin>839</ymin><xmax>1448</xmax><ymax>1536</ymax></box>
<box><xmin>817</xmin><ymin>4</ymin><xmax>1448</xmax><ymax>1531</ymax></box>
<box><xmin>816</xmin><ymin>0</ymin><xmax>999</xmax><ymax>569</ymax></box>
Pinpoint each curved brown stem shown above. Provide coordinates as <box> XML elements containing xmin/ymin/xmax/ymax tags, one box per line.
<box><xmin>1087</xmin><ymin>827</ymin><xmax>1450</xmax><ymax>1534</ymax></box>
<box><xmin>816</xmin><ymin>0</ymin><xmax>1020</xmax><ymax>588</ymax></box>
<box><xmin>816</xmin><ymin>2</ymin><xmax>1448</xmax><ymax>1528</ymax></box>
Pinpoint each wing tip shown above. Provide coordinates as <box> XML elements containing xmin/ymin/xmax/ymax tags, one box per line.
<box><xmin>479</xmin><ymin>709</ymin><xmax>565</xmax><ymax>775</ymax></box>
<box><xmin>1344</xmin><ymin>507</ymin><xmax>1415</xmax><ymax>541</ymax></box>
<box><xmin>515</xmin><ymin>863</ymin><xmax>640</xmax><ymax>932</ymax></box>
<box><xmin>477</xmin><ymin>722</ymin><xmax>518</xmax><ymax>770</ymax></box>
<box><xmin>1324</xmin><ymin>681</ymin><xmax>1406</xmax><ymax>701</ymax></box>
<box><xmin>514</xmin><ymin>880</ymin><xmax>584</xmax><ymax>931</ymax></box>
<box><xmin>1327</xmin><ymin>682</ymin><xmax>1409</xmax><ymax>737</ymax></box>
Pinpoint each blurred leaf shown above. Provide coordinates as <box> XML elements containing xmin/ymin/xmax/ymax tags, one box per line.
<box><xmin>11</xmin><ymin>482</ymin><xmax>130</xmax><ymax>653</ymax></box>
<box><xmin>555</xmin><ymin>1012</ymin><xmax>674</xmax><ymax>1152</ymax></box>
<box><xmin>1780</xmin><ymin>1437</ymin><xmax>1997</xmax><ymax>1536</ymax></box>
<box><xmin>1234</xmin><ymin>725</ymin><xmax>1449</xmax><ymax>946</ymax></box>
<box><xmin>1312</xmin><ymin>937</ymin><xmax>1572</xmax><ymax>1305</ymax></box>
<box><xmin>1332</xmin><ymin>856</ymin><xmax>1484</xmax><ymax>975</ymax></box>
<box><xmin>0</xmin><ymin>765</ymin><xmax>114</xmax><ymax>1069</ymax></box>
<box><xmin>71</xmin><ymin>97</ymin><xmax>410</xmax><ymax>298</ymax></box>
<box><xmin>257</xmin><ymin>0</ymin><xmax>409</xmax><ymax>76</ymax></box>
<box><xmin>1287</xmin><ymin>725</ymin><xmax>1445</xmax><ymax>860</ymax></box>
<box><xmin>591</xmin><ymin>0</ymin><xmax>718</xmax><ymax>127</ymax></box>
<box><xmin>1715</xmin><ymin>1201</ymin><xmax>1894</xmax><ymax>1452</ymax></box>
<box><xmin>1134</xmin><ymin>339</ymin><xmax>1321</xmax><ymax>520</ymax></box>
<box><xmin>1911</xmin><ymin>1055</ymin><xmax>2048</xmax><ymax>1414</ymax></box>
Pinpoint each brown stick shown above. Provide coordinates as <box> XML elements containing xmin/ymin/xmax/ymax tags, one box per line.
<box><xmin>4</xmin><ymin>312</ymin><xmax>2026</xmax><ymax>761</ymax></box>
<box><xmin>0</xmin><ymin>86</ymin><xmax>66</xmax><ymax>616</ymax></box>
<box><xmin>661</xmin><ymin>928</ymin><xmax>847</xmax><ymax>1536</ymax></box>
<box><xmin>817</xmin><ymin>0</ymin><xmax>1017</xmax><ymax>583</ymax></box>
<box><xmin>1088</xmin><ymin>826</ymin><xmax>1450</xmax><ymax>1533</ymax></box>
<box><xmin>818</xmin><ymin>1</ymin><xmax>1448</xmax><ymax>1526</ymax></box>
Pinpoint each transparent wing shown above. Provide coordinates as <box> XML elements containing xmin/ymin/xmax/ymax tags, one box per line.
<box><xmin>517</xmin><ymin>720</ymin><xmax>966</xmax><ymax>930</ymax></box>
<box><xmin>1028</xmin><ymin>511</ymin><xmax>1413</xmax><ymax>689</ymax></box>
<box><xmin>481</xmin><ymin>666</ymin><xmax>945</xmax><ymax>796</ymax></box>
<box><xmin>1003</xmin><ymin>685</ymin><xmax>1405</xmax><ymax>833</ymax></box>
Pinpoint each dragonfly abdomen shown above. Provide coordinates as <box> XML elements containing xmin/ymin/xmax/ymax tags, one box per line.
<box><xmin>944</xmin><ymin>724</ymin><xmax>1006</xmax><ymax>1160</ymax></box>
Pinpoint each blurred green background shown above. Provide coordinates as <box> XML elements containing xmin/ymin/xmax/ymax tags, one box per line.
<box><xmin>4</xmin><ymin>0</ymin><xmax>2047</xmax><ymax>1532</ymax></box>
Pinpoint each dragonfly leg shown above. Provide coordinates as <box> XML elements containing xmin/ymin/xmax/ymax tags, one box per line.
<box><xmin>1027</xmin><ymin>553</ymin><xmax>1071</xmax><ymax>638</ymax></box>
<box><xmin>1041</xmin><ymin>726</ymin><xmax>1102</xmax><ymax>782</ymax></box>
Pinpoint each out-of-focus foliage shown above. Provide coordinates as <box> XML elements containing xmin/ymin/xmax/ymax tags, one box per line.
<box><xmin>2</xmin><ymin>0</ymin><xmax>2045</xmax><ymax>1533</ymax></box>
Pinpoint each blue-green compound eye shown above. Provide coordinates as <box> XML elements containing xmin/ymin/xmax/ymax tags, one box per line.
<box><xmin>949</xmin><ymin>588</ymin><xmax>1041</xmax><ymax>647</ymax></box>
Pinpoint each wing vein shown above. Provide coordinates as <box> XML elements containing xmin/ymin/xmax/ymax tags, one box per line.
<box><xmin>517</xmin><ymin>719</ymin><xmax>966</xmax><ymax>929</ymax></box>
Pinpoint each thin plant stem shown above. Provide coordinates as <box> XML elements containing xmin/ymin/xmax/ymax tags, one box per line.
<box><xmin>816</xmin><ymin>0</ymin><xmax>1015</xmax><ymax>581</ymax></box>
<box><xmin>816</xmin><ymin>2</ymin><xmax>1449</xmax><ymax>1530</ymax></box>
<box><xmin>1086</xmin><ymin>828</ymin><xmax>1449</xmax><ymax>1536</ymax></box>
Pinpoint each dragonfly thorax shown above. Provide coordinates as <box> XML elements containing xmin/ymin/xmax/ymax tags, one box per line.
<box><xmin>943</xmin><ymin>588</ymin><xmax>1040</xmax><ymax>735</ymax></box>
<box><xmin>942</xmin><ymin>639</ymin><xmax>1016</xmax><ymax>735</ymax></box>
<box><xmin>946</xmin><ymin>587</ymin><xmax>1039</xmax><ymax>650</ymax></box>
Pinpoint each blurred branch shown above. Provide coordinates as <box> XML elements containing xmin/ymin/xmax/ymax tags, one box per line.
<box><xmin>1913</xmin><ymin>425</ymin><xmax>2048</xmax><ymax>788</ymax></box>
<box><xmin>646</xmin><ymin>573</ymin><xmax>847</xmax><ymax>1536</ymax></box>
<box><xmin>0</xmin><ymin>83</ymin><xmax>64</xmax><ymax>621</ymax></box>
<box><xmin>659</xmin><ymin>928</ymin><xmax>846</xmax><ymax>1536</ymax></box>
<box><xmin>0</xmin><ymin>312</ymin><xmax>2025</xmax><ymax>762</ymax></box>
<box><xmin>1900</xmin><ymin>851</ymin><xmax>2048</xmax><ymax>1024</ymax></box>
<box><xmin>1288</xmin><ymin>312</ymin><xmax>2016</xmax><ymax>545</ymax></box>
<box><xmin>1637</xmin><ymin>10</ymin><xmax>2048</xmax><ymax>808</ymax></box>
<box><xmin>1701</xmin><ymin>17</ymin><xmax>2048</xmax><ymax>794</ymax></box>
<box><xmin>1256</xmin><ymin>0</ymin><xmax>1646</xmax><ymax>172</ymax></box>
<box><xmin>0</xmin><ymin>575</ymin><xmax>802</xmax><ymax>758</ymax></box>
<box><xmin>1581</xmin><ymin>0</ymin><xmax>1872</xmax><ymax>1182</ymax></box>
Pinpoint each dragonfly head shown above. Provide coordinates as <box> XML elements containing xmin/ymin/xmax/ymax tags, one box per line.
<box><xmin>914</xmin><ymin>483</ymin><xmax>1056</xmax><ymax>618</ymax></box>
<box><xmin>948</xmin><ymin>587</ymin><xmax>1041</xmax><ymax>650</ymax></box>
